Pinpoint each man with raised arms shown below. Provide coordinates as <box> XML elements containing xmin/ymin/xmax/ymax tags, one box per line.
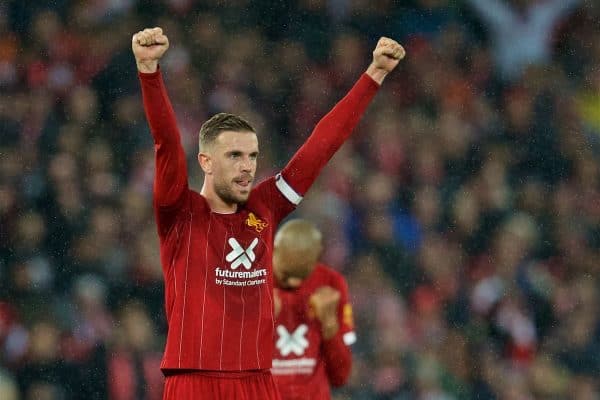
<box><xmin>131</xmin><ymin>26</ymin><xmax>404</xmax><ymax>399</ymax></box>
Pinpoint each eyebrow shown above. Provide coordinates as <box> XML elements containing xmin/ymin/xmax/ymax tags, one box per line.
<box><xmin>224</xmin><ymin>150</ymin><xmax>259</xmax><ymax>157</ymax></box>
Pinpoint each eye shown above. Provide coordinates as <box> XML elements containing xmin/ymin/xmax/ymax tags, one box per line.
<box><xmin>250</xmin><ymin>153</ymin><xmax>258</xmax><ymax>160</ymax></box>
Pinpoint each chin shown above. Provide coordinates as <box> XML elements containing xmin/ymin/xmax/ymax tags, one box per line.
<box><xmin>223</xmin><ymin>194</ymin><xmax>247</xmax><ymax>205</ymax></box>
<box><xmin>217</xmin><ymin>186</ymin><xmax>250</xmax><ymax>205</ymax></box>
<box><xmin>237</xmin><ymin>189</ymin><xmax>251</xmax><ymax>201</ymax></box>
<box><xmin>233</xmin><ymin>193</ymin><xmax>250</xmax><ymax>204</ymax></box>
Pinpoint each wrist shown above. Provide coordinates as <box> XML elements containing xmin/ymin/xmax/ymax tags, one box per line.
<box><xmin>365</xmin><ymin>63</ymin><xmax>388</xmax><ymax>85</ymax></box>
<box><xmin>320</xmin><ymin>318</ymin><xmax>339</xmax><ymax>340</ymax></box>
<box><xmin>137</xmin><ymin>60</ymin><xmax>159</xmax><ymax>74</ymax></box>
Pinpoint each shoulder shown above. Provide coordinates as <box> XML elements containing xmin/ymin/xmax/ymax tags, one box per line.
<box><xmin>248</xmin><ymin>177</ymin><xmax>275</xmax><ymax>203</ymax></box>
<box><xmin>247</xmin><ymin>176</ymin><xmax>297</xmax><ymax>223</ymax></box>
<box><xmin>189</xmin><ymin>190</ymin><xmax>211</xmax><ymax>215</ymax></box>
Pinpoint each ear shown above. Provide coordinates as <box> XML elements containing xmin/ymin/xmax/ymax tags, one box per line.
<box><xmin>198</xmin><ymin>152</ymin><xmax>212</xmax><ymax>174</ymax></box>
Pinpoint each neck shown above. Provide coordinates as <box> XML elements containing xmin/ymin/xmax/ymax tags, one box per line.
<box><xmin>200</xmin><ymin>182</ymin><xmax>238</xmax><ymax>214</ymax></box>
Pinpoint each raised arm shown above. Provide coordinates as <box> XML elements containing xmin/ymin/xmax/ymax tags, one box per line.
<box><xmin>132</xmin><ymin>28</ymin><xmax>189</xmax><ymax>210</ymax></box>
<box><xmin>275</xmin><ymin>37</ymin><xmax>405</xmax><ymax>205</ymax></box>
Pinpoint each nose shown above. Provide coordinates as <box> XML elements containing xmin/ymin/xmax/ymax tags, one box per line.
<box><xmin>240</xmin><ymin>156</ymin><xmax>253</xmax><ymax>173</ymax></box>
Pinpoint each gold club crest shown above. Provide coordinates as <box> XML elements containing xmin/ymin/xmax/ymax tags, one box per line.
<box><xmin>246</xmin><ymin>212</ymin><xmax>268</xmax><ymax>233</ymax></box>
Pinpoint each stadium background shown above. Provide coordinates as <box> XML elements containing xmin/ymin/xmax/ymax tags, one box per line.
<box><xmin>1</xmin><ymin>0</ymin><xmax>599</xmax><ymax>398</ymax></box>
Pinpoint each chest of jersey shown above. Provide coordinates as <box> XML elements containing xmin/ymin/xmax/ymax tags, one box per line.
<box><xmin>274</xmin><ymin>289</ymin><xmax>323</xmax><ymax>366</ymax></box>
<box><xmin>160</xmin><ymin>204</ymin><xmax>277</xmax><ymax>370</ymax></box>
<box><xmin>188</xmin><ymin>209</ymin><xmax>273</xmax><ymax>291</ymax></box>
<box><xmin>206</xmin><ymin>212</ymin><xmax>271</xmax><ymax>287</ymax></box>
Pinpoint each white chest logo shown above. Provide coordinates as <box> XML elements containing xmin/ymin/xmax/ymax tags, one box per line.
<box><xmin>276</xmin><ymin>324</ymin><xmax>309</xmax><ymax>356</ymax></box>
<box><xmin>226</xmin><ymin>238</ymin><xmax>259</xmax><ymax>270</ymax></box>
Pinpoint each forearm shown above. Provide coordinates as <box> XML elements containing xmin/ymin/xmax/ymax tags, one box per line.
<box><xmin>139</xmin><ymin>68</ymin><xmax>181</xmax><ymax>145</ymax></box>
<box><xmin>281</xmin><ymin>73</ymin><xmax>379</xmax><ymax>196</ymax></box>
<box><xmin>139</xmin><ymin>68</ymin><xmax>188</xmax><ymax>207</ymax></box>
<box><xmin>365</xmin><ymin>64</ymin><xmax>388</xmax><ymax>85</ymax></box>
<box><xmin>322</xmin><ymin>331</ymin><xmax>352</xmax><ymax>387</ymax></box>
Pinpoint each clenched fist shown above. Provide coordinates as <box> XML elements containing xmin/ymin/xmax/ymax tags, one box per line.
<box><xmin>309</xmin><ymin>286</ymin><xmax>341</xmax><ymax>340</ymax></box>
<box><xmin>132</xmin><ymin>27</ymin><xmax>169</xmax><ymax>73</ymax></box>
<box><xmin>366</xmin><ymin>37</ymin><xmax>405</xmax><ymax>85</ymax></box>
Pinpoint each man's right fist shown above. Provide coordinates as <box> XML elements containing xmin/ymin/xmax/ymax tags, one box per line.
<box><xmin>309</xmin><ymin>286</ymin><xmax>341</xmax><ymax>324</ymax></box>
<box><xmin>132</xmin><ymin>27</ymin><xmax>169</xmax><ymax>73</ymax></box>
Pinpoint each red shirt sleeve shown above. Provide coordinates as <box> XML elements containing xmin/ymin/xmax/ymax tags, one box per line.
<box><xmin>322</xmin><ymin>274</ymin><xmax>354</xmax><ymax>387</ymax></box>
<box><xmin>276</xmin><ymin>73</ymin><xmax>379</xmax><ymax>204</ymax></box>
<box><xmin>138</xmin><ymin>68</ymin><xmax>190</xmax><ymax>234</ymax></box>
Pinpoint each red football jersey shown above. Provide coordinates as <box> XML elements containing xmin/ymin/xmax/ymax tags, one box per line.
<box><xmin>139</xmin><ymin>68</ymin><xmax>378</xmax><ymax>372</ymax></box>
<box><xmin>272</xmin><ymin>264</ymin><xmax>355</xmax><ymax>400</ymax></box>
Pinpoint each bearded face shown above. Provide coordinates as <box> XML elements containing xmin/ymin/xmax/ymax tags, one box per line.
<box><xmin>199</xmin><ymin>130</ymin><xmax>258</xmax><ymax>206</ymax></box>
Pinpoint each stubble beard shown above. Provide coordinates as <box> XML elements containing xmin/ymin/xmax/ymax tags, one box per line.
<box><xmin>214</xmin><ymin>180</ymin><xmax>250</xmax><ymax>205</ymax></box>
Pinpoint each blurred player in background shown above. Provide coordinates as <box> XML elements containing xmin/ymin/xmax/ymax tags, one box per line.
<box><xmin>132</xmin><ymin>27</ymin><xmax>404</xmax><ymax>399</ymax></box>
<box><xmin>272</xmin><ymin>219</ymin><xmax>355</xmax><ymax>400</ymax></box>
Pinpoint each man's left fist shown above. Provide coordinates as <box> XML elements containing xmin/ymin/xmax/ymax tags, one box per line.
<box><xmin>372</xmin><ymin>37</ymin><xmax>405</xmax><ymax>73</ymax></box>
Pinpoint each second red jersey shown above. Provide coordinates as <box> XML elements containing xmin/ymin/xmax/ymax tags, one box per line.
<box><xmin>272</xmin><ymin>264</ymin><xmax>355</xmax><ymax>400</ymax></box>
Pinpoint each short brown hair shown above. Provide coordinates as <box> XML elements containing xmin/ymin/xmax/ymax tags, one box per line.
<box><xmin>199</xmin><ymin>113</ymin><xmax>255</xmax><ymax>151</ymax></box>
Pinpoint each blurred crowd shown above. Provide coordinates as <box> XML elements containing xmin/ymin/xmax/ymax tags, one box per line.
<box><xmin>1</xmin><ymin>0</ymin><xmax>599</xmax><ymax>399</ymax></box>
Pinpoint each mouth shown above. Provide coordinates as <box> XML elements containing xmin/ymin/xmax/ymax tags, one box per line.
<box><xmin>233</xmin><ymin>177</ymin><xmax>253</xmax><ymax>190</ymax></box>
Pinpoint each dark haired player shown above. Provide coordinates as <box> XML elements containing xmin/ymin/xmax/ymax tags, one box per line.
<box><xmin>132</xmin><ymin>26</ymin><xmax>404</xmax><ymax>399</ymax></box>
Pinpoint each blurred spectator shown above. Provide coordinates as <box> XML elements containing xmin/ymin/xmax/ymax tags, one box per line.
<box><xmin>16</xmin><ymin>319</ymin><xmax>78</xmax><ymax>400</ymax></box>
<box><xmin>0</xmin><ymin>369</ymin><xmax>19</xmax><ymax>400</ymax></box>
<box><xmin>466</xmin><ymin>0</ymin><xmax>582</xmax><ymax>80</ymax></box>
<box><xmin>105</xmin><ymin>301</ymin><xmax>163</xmax><ymax>400</ymax></box>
